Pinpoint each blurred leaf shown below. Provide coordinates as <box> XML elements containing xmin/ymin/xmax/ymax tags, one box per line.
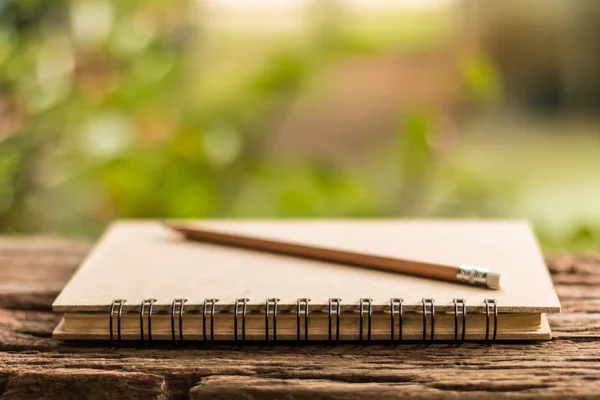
<box><xmin>461</xmin><ymin>54</ymin><xmax>501</xmax><ymax>102</ymax></box>
<box><xmin>398</xmin><ymin>111</ymin><xmax>433</xmax><ymax>171</ymax></box>
<box><xmin>202</xmin><ymin>122</ymin><xmax>243</xmax><ymax>169</ymax></box>
<box><xmin>70</xmin><ymin>0</ymin><xmax>114</xmax><ymax>46</ymax></box>
<box><xmin>79</xmin><ymin>111</ymin><xmax>134</xmax><ymax>159</ymax></box>
<box><xmin>0</xmin><ymin>144</ymin><xmax>20</xmax><ymax>214</ymax></box>
<box><xmin>251</xmin><ymin>51</ymin><xmax>311</xmax><ymax>99</ymax></box>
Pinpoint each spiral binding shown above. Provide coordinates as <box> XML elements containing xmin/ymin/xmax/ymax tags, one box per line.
<box><xmin>111</xmin><ymin>297</ymin><xmax>500</xmax><ymax>344</ymax></box>
<box><xmin>234</xmin><ymin>298</ymin><xmax>249</xmax><ymax>342</ymax></box>
<box><xmin>296</xmin><ymin>298</ymin><xmax>310</xmax><ymax>340</ymax></box>
<box><xmin>328</xmin><ymin>298</ymin><xmax>342</xmax><ymax>341</ymax></box>
<box><xmin>452</xmin><ymin>298</ymin><xmax>466</xmax><ymax>343</ymax></box>
<box><xmin>483</xmin><ymin>299</ymin><xmax>498</xmax><ymax>345</ymax></box>
<box><xmin>422</xmin><ymin>298</ymin><xmax>435</xmax><ymax>342</ymax></box>
<box><xmin>109</xmin><ymin>299</ymin><xmax>126</xmax><ymax>342</ymax></box>
<box><xmin>171</xmin><ymin>298</ymin><xmax>187</xmax><ymax>342</ymax></box>
<box><xmin>265</xmin><ymin>298</ymin><xmax>280</xmax><ymax>341</ymax></box>
<box><xmin>139</xmin><ymin>298</ymin><xmax>157</xmax><ymax>343</ymax></box>
<box><xmin>203</xmin><ymin>298</ymin><xmax>219</xmax><ymax>342</ymax></box>
<box><xmin>359</xmin><ymin>298</ymin><xmax>373</xmax><ymax>342</ymax></box>
<box><xmin>390</xmin><ymin>298</ymin><xmax>404</xmax><ymax>341</ymax></box>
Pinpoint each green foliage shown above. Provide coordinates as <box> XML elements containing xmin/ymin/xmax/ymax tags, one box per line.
<box><xmin>461</xmin><ymin>53</ymin><xmax>502</xmax><ymax>102</ymax></box>
<box><xmin>393</xmin><ymin>111</ymin><xmax>435</xmax><ymax>215</ymax></box>
<box><xmin>0</xmin><ymin>139</ymin><xmax>23</xmax><ymax>216</ymax></box>
<box><xmin>0</xmin><ymin>0</ymin><xmax>348</xmax><ymax>235</ymax></box>
<box><xmin>537</xmin><ymin>223</ymin><xmax>600</xmax><ymax>252</ymax></box>
<box><xmin>0</xmin><ymin>0</ymin><xmax>597</xmax><ymax>251</ymax></box>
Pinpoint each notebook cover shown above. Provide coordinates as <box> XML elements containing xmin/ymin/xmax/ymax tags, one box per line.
<box><xmin>52</xmin><ymin>220</ymin><xmax>561</xmax><ymax>314</ymax></box>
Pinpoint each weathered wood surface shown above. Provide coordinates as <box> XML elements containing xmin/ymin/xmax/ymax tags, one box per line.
<box><xmin>0</xmin><ymin>237</ymin><xmax>599</xmax><ymax>399</ymax></box>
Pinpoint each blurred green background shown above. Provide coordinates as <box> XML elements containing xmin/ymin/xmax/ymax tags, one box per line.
<box><xmin>1</xmin><ymin>0</ymin><xmax>599</xmax><ymax>250</ymax></box>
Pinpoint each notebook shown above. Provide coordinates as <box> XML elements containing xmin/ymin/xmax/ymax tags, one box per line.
<box><xmin>52</xmin><ymin>220</ymin><xmax>561</xmax><ymax>343</ymax></box>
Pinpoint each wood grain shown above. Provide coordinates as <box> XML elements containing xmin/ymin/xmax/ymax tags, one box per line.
<box><xmin>0</xmin><ymin>238</ymin><xmax>598</xmax><ymax>399</ymax></box>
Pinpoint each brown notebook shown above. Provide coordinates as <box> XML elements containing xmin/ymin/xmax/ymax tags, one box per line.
<box><xmin>52</xmin><ymin>220</ymin><xmax>560</xmax><ymax>342</ymax></box>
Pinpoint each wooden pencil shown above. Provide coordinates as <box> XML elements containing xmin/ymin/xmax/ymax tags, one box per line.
<box><xmin>165</xmin><ymin>222</ymin><xmax>501</xmax><ymax>289</ymax></box>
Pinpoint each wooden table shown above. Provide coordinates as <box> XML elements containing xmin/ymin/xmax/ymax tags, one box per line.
<box><xmin>0</xmin><ymin>238</ymin><xmax>599</xmax><ymax>399</ymax></box>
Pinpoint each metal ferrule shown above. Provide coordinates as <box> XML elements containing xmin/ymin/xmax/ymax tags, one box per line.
<box><xmin>456</xmin><ymin>265</ymin><xmax>490</xmax><ymax>287</ymax></box>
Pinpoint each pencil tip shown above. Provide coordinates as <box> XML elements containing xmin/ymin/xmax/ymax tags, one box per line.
<box><xmin>161</xmin><ymin>220</ymin><xmax>183</xmax><ymax>232</ymax></box>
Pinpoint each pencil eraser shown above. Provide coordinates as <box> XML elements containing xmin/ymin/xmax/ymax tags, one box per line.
<box><xmin>486</xmin><ymin>272</ymin><xmax>502</xmax><ymax>290</ymax></box>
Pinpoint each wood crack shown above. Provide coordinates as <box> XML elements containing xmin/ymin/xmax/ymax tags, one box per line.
<box><xmin>428</xmin><ymin>382</ymin><xmax>553</xmax><ymax>392</ymax></box>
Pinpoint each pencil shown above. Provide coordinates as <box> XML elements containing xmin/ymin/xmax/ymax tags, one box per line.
<box><xmin>166</xmin><ymin>222</ymin><xmax>502</xmax><ymax>289</ymax></box>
